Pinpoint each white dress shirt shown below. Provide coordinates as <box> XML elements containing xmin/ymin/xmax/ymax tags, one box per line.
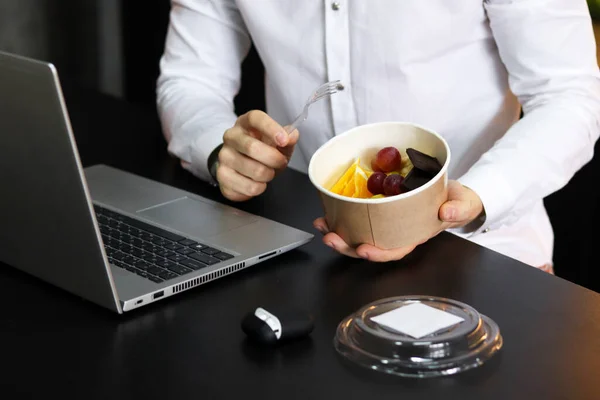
<box><xmin>156</xmin><ymin>0</ymin><xmax>600</xmax><ymax>269</ymax></box>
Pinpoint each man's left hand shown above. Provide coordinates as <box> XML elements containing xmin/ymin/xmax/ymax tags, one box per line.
<box><xmin>312</xmin><ymin>180</ymin><xmax>483</xmax><ymax>262</ymax></box>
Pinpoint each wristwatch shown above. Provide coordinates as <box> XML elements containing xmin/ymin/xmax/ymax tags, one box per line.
<box><xmin>207</xmin><ymin>144</ymin><xmax>223</xmax><ymax>187</ymax></box>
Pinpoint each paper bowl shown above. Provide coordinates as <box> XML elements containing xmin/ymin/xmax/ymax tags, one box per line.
<box><xmin>308</xmin><ymin>122</ymin><xmax>450</xmax><ymax>249</ymax></box>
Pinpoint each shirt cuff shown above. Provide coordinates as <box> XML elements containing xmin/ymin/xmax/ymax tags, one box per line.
<box><xmin>454</xmin><ymin>163</ymin><xmax>517</xmax><ymax>236</ymax></box>
<box><xmin>173</xmin><ymin>122</ymin><xmax>231</xmax><ymax>184</ymax></box>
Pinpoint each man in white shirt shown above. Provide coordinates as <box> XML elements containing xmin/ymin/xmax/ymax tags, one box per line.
<box><xmin>156</xmin><ymin>0</ymin><xmax>600</xmax><ymax>271</ymax></box>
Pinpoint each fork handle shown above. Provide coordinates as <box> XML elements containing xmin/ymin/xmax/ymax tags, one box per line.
<box><xmin>285</xmin><ymin>113</ymin><xmax>306</xmax><ymax>134</ymax></box>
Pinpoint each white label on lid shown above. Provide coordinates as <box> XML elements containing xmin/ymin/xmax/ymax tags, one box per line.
<box><xmin>370</xmin><ymin>303</ymin><xmax>465</xmax><ymax>339</ymax></box>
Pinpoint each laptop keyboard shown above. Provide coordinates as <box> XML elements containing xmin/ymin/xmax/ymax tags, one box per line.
<box><xmin>94</xmin><ymin>205</ymin><xmax>234</xmax><ymax>284</ymax></box>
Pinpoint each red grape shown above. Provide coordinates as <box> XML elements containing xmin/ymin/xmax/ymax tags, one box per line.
<box><xmin>383</xmin><ymin>174</ymin><xmax>405</xmax><ymax>196</ymax></box>
<box><xmin>370</xmin><ymin>159</ymin><xmax>383</xmax><ymax>173</ymax></box>
<box><xmin>367</xmin><ymin>172</ymin><xmax>386</xmax><ymax>195</ymax></box>
<box><xmin>374</xmin><ymin>147</ymin><xmax>401</xmax><ymax>172</ymax></box>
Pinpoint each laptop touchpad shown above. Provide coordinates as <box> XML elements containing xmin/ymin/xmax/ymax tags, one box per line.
<box><xmin>137</xmin><ymin>197</ymin><xmax>258</xmax><ymax>239</ymax></box>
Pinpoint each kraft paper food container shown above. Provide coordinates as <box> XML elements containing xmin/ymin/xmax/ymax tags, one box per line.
<box><xmin>308</xmin><ymin>122</ymin><xmax>450</xmax><ymax>249</ymax></box>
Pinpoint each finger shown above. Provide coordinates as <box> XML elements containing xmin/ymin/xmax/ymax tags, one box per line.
<box><xmin>223</xmin><ymin>128</ymin><xmax>288</xmax><ymax>170</ymax></box>
<box><xmin>220</xmin><ymin>185</ymin><xmax>252</xmax><ymax>202</ymax></box>
<box><xmin>217</xmin><ymin>164</ymin><xmax>267</xmax><ymax>198</ymax></box>
<box><xmin>440</xmin><ymin>220</ymin><xmax>461</xmax><ymax>231</ymax></box>
<box><xmin>322</xmin><ymin>232</ymin><xmax>359</xmax><ymax>258</ymax></box>
<box><xmin>355</xmin><ymin>243</ymin><xmax>418</xmax><ymax>262</ymax></box>
<box><xmin>279</xmin><ymin>127</ymin><xmax>300</xmax><ymax>160</ymax></box>
<box><xmin>219</xmin><ymin>146</ymin><xmax>275</xmax><ymax>183</ymax></box>
<box><xmin>439</xmin><ymin>181</ymin><xmax>483</xmax><ymax>225</ymax></box>
<box><xmin>440</xmin><ymin>200</ymin><xmax>469</xmax><ymax>223</ymax></box>
<box><xmin>439</xmin><ymin>199</ymin><xmax>474</xmax><ymax>224</ymax></box>
<box><xmin>237</xmin><ymin>110</ymin><xmax>289</xmax><ymax>147</ymax></box>
<box><xmin>313</xmin><ymin>217</ymin><xmax>330</xmax><ymax>235</ymax></box>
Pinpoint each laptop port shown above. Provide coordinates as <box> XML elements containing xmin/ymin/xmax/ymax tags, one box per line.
<box><xmin>135</xmin><ymin>299</ymin><xmax>143</xmax><ymax>305</ymax></box>
<box><xmin>259</xmin><ymin>251</ymin><xmax>277</xmax><ymax>260</ymax></box>
<box><xmin>153</xmin><ymin>291</ymin><xmax>164</xmax><ymax>300</ymax></box>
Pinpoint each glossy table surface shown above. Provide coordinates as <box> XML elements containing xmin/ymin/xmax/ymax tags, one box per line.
<box><xmin>1</xmin><ymin>84</ymin><xmax>599</xmax><ymax>399</ymax></box>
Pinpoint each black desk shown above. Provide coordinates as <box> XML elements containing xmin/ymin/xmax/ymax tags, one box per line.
<box><xmin>2</xmin><ymin>85</ymin><xmax>599</xmax><ymax>399</ymax></box>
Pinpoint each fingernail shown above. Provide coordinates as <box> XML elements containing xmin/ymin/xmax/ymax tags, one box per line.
<box><xmin>446</xmin><ymin>208</ymin><xmax>456</xmax><ymax>221</ymax></box>
<box><xmin>360</xmin><ymin>252</ymin><xmax>369</xmax><ymax>260</ymax></box>
<box><xmin>315</xmin><ymin>226</ymin><xmax>326</xmax><ymax>234</ymax></box>
<box><xmin>276</xmin><ymin>132</ymin><xmax>287</xmax><ymax>146</ymax></box>
<box><xmin>326</xmin><ymin>242</ymin><xmax>335</xmax><ymax>250</ymax></box>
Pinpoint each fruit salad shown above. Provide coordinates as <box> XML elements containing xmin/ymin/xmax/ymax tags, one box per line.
<box><xmin>328</xmin><ymin>146</ymin><xmax>442</xmax><ymax>199</ymax></box>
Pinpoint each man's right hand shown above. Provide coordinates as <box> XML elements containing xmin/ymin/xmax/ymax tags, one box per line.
<box><xmin>217</xmin><ymin>110</ymin><xmax>299</xmax><ymax>202</ymax></box>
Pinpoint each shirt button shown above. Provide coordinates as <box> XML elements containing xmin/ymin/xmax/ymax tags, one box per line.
<box><xmin>331</xmin><ymin>2</ymin><xmax>340</xmax><ymax>11</ymax></box>
<box><xmin>336</xmin><ymin>83</ymin><xmax>345</xmax><ymax>90</ymax></box>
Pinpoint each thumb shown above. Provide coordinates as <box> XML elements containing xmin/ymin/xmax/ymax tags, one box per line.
<box><xmin>439</xmin><ymin>200</ymin><xmax>471</xmax><ymax>223</ymax></box>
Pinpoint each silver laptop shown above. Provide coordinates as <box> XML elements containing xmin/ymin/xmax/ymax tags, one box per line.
<box><xmin>0</xmin><ymin>50</ymin><xmax>313</xmax><ymax>313</ymax></box>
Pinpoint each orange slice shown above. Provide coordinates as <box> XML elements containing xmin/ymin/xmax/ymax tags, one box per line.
<box><xmin>343</xmin><ymin>175</ymin><xmax>356</xmax><ymax>197</ymax></box>
<box><xmin>330</xmin><ymin>158</ymin><xmax>374</xmax><ymax>198</ymax></box>
<box><xmin>330</xmin><ymin>159</ymin><xmax>358</xmax><ymax>195</ymax></box>
<box><xmin>352</xmin><ymin>164</ymin><xmax>372</xmax><ymax>199</ymax></box>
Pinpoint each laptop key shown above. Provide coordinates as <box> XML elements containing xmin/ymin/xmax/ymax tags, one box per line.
<box><xmin>134</xmin><ymin>261</ymin><xmax>150</xmax><ymax>270</ymax></box>
<box><xmin>179</xmin><ymin>259</ymin><xmax>206</xmax><ymax>271</ymax></box>
<box><xmin>200</xmin><ymin>247</ymin><xmax>220</xmax><ymax>255</ymax></box>
<box><xmin>168</xmin><ymin>254</ymin><xmax>187</xmax><ymax>263</ymax></box>
<box><xmin>152</xmin><ymin>237</ymin><xmax>171</xmax><ymax>246</ymax></box>
<box><xmin>123</xmin><ymin>256</ymin><xmax>136</xmax><ymax>265</ymax></box>
<box><xmin>214</xmin><ymin>252</ymin><xmax>234</xmax><ymax>261</ymax></box>
<box><xmin>144</xmin><ymin>243</ymin><xmax>160</xmax><ymax>252</ymax></box>
<box><xmin>139</xmin><ymin>232</ymin><xmax>155</xmax><ymax>241</ymax></box>
<box><xmin>189</xmin><ymin>252</ymin><xmax>220</xmax><ymax>265</ymax></box>
<box><xmin>109</xmin><ymin>229</ymin><xmax>121</xmax><ymax>238</ymax></box>
<box><xmin>165</xmin><ymin>243</ymin><xmax>185</xmax><ymax>251</ymax></box>
<box><xmin>142</xmin><ymin>254</ymin><xmax>158</xmax><ymax>263</ymax></box>
<box><xmin>177</xmin><ymin>247</ymin><xmax>195</xmax><ymax>255</ymax></box>
<box><xmin>178</xmin><ymin>239</ymin><xmax>197</xmax><ymax>246</ymax></box>
<box><xmin>189</xmin><ymin>244</ymin><xmax>205</xmax><ymax>251</ymax></box>
<box><xmin>118</xmin><ymin>243</ymin><xmax>133</xmax><ymax>252</ymax></box>
<box><xmin>147</xmin><ymin>275</ymin><xmax>164</xmax><ymax>284</ymax></box>
<box><xmin>155</xmin><ymin>250</ymin><xmax>176</xmax><ymax>258</ymax></box>
<box><xmin>131</xmin><ymin>248</ymin><xmax>145</xmax><ymax>257</ymax></box>
<box><xmin>117</xmin><ymin>223</ymin><xmax>131</xmax><ymax>233</ymax></box>
<box><xmin>147</xmin><ymin>266</ymin><xmax>165</xmax><ymax>276</ymax></box>
<box><xmin>135</xmin><ymin>270</ymin><xmax>149</xmax><ymax>279</ymax></box>
<box><xmin>166</xmin><ymin>264</ymin><xmax>192</xmax><ymax>275</ymax></box>
<box><xmin>158</xmin><ymin>270</ymin><xmax>178</xmax><ymax>280</ymax></box>
<box><xmin>156</xmin><ymin>259</ymin><xmax>177</xmax><ymax>269</ymax></box>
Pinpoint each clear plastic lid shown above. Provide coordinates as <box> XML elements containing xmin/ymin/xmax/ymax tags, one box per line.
<box><xmin>334</xmin><ymin>295</ymin><xmax>503</xmax><ymax>378</ymax></box>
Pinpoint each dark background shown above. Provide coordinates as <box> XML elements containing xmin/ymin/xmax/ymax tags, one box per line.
<box><xmin>0</xmin><ymin>1</ymin><xmax>597</xmax><ymax>293</ymax></box>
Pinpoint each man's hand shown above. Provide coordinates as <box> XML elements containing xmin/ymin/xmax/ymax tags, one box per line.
<box><xmin>313</xmin><ymin>180</ymin><xmax>484</xmax><ymax>262</ymax></box>
<box><xmin>217</xmin><ymin>110</ymin><xmax>299</xmax><ymax>201</ymax></box>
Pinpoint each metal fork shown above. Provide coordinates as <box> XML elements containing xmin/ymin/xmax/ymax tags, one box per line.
<box><xmin>285</xmin><ymin>80</ymin><xmax>341</xmax><ymax>134</ymax></box>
